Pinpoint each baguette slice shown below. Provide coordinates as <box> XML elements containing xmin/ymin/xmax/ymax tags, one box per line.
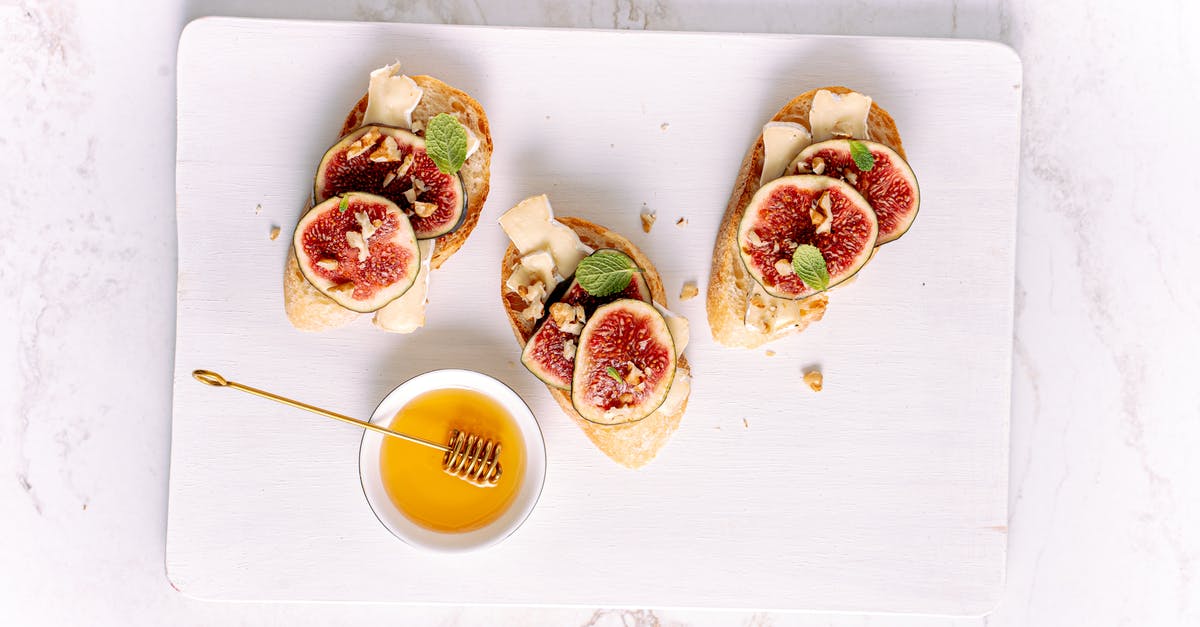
<box><xmin>501</xmin><ymin>217</ymin><xmax>691</xmax><ymax>469</ymax></box>
<box><xmin>284</xmin><ymin>75</ymin><xmax>492</xmax><ymax>331</ymax></box>
<box><xmin>706</xmin><ymin>86</ymin><xmax>906</xmax><ymax>348</ymax></box>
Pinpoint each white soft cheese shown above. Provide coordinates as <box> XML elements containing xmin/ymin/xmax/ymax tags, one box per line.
<box><xmin>652</xmin><ymin>302</ymin><xmax>690</xmax><ymax>356</ymax></box>
<box><xmin>808</xmin><ymin>89</ymin><xmax>872</xmax><ymax>143</ymax></box>
<box><xmin>655</xmin><ymin>371</ymin><xmax>691</xmax><ymax>417</ymax></box>
<box><xmin>363</xmin><ymin>63</ymin><xmax>423</xmax><ymax>130</ymax></box>
<box><xmin>372</xmin><ymin>239</ymin><xmax>435</xmax><ymax>333</ymax></box>
<box><xmin>499</xmin><ymin>195</ymin><xmax>593</xmax><ymax>279</ymax></box>
<box><xmin>744</xmin><ymin>281</ymin><xmax>811</xmax><ymax>335</ymax></box>
<box><xmin>760</xmin><ymin>121</ymin><xmax>812</xmax><ymax>185</ymax></box>
<box><xmin>505</xmin><ymin>250</ymin><xmax>559</xmax><ymax>295</ymax></box>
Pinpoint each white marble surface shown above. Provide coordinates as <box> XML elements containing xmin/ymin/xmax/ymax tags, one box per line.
<box><xmin>1</xmin><ymin>0</ymin><xmax>1197</xmax><ymax>625</ymax></box>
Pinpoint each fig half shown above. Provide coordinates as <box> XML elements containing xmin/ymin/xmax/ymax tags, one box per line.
<box><xmin>314</xmin><ymin>125</ymin><xmax>467</xmax><ymax>240</ymax></box>
<box><xmin>521</xmin><ymin>253</ymin><xmax>651</xmax><ymax>390</ymax></box>
<box><xmin>293</xmin><ymin>192</ymin><xmax>421</xmax><ymax>313</ymax></box>
<box><xmin>737</xmin><ymin>175</ymin><xmax>878</xmax><ymax>300</ymax></box>
<box><xmin>571</xmin><ymin>299</ymin><xmax>677</xmax><ymax>426</ymax></box>
<box><xmin>789</xmin><ymin>139</ymin><xmax>919</xmax><ymax>245</ymax></box>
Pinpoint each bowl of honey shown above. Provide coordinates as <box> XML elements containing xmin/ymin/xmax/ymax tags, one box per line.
<box><xmin>358</xmin><ymin>369</ymin><xmax>546</xmax><ymax>552</ymax></box>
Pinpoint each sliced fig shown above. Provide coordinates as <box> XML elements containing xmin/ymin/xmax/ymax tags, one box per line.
<box><xmin>737</xmin><ymin>175</ymin><xmax>878</xmax><ymax>300</ymax></box>
<box><xmin>520</xmin><ymin>252</ymin><xmax>651</xmax><ymax>390</ymax></box>
<box><xmin>571</xmin><ymin>299</ymin><xmax>677</xmax><ymax>426</ymax></box>
<box><xmin>293</xmin><ymin>192</ymin><xmax>421</xmax><ymax>313</ymax></box>
<box><xmin>313</xmin><ymin>125</ymin><xmax>467</xmax><ymax>240</ymax></box>
<box><xmin>789</xmin><ymin>139</ymin><xmax>919</xmax><ymax>245</ymax></box>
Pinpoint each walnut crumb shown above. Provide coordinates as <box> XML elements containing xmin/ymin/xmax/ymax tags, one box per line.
<box><xmin>803</xmin><ymin>370</ymin><xmax>823</xmax><ymax>392</ymax></box>
<box><xmin>268</xmin><ymin>226</ymin><xmax>280</xmax><ymax>240</ymax></box>
<box><xmin>765</xmin><ymin>350</ymin><xmax>775</xmax><ymax>357</ymax></box>
<box><xmin>660</xmin><ymin>122</ymin><xmax>670</xmax><ymax>131</ymax></box>
<box><xmin>640</xmin><ymin>210</ymin><xmax>656</xmax><ymax>233</ymax></box>
<box><xmin>675</xmin><ymin>217</ymin><xmax>688</xmax><ymax>228</ymax></box>
<box><xmin>255</xmin><ymin>204</ymin><xmax>263</xmax><ymax>215</ymax></box>
<box><xmin>743</xmin><ymin>418</ymin><xmax>749</xmax><ymax>428</ymax></box>
<box><xmin>679</xmin><ymin>281</ymin><xmax>699</xmax><ymax>301</ymax></box>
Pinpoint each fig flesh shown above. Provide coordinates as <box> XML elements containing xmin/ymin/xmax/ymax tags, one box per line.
<box><xmin>737</xmin><ymin>175</ymin><xmax>878</xmax><ymax>299</ymax></box>
<box><xmin>521</xmin><ymin>257</ymin><xmax>650</xmax><ymax>390</ymax></box>
<box><xmin>571</xmin><ymin>299</ymin><xmax>677</xmax><ymax>426</ymax></box>
<box><xmin>314</xmin><ymin>125</ymin><xmax>466</xmax><ymax>240</ymax></box>
<box><xmin>789</xmin><ymin>139</ymin><xmax>919</xmax><ymax>245</ymax></box>
<box><xmin>293</xmin><ymin>192</ymin><xmax>421</xmax><ymax>313</ymax></box>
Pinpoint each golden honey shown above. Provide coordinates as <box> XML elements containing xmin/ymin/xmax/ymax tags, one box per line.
<box><xmin>379</xmin><ymin>388</ymin><xmax>525</xmax><ymax>533</ymax></box>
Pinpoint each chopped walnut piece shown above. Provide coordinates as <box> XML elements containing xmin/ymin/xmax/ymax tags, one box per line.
<box><xmin>345</xmin><ymin>231</ymin><xmax>369</xmax><ymax>262</ymax></box>
<box><xmin>640</xmin><ymin>210</ymin><xmax>657</xmax><ymax>233</ymax></box>
<box><xmin>369</xmin><ymin>136</ymin><xmax>402</xmax><ymax>162</ymax></box>
<box><xmin>550</xmin><ymin>302</ymin><xmax>576</xmax><ymax>327</ymax></box>
<box><xmin>346</xmin><ymin>129</ymin><xmax>381</xmax><ymax>159</ymax></box>
<box><xmin>746</xmin><ymin>229</ymin><xmax>764</xmax><ymax>247</ymax></box>
<box><xmin>413</xmin><ymin>201</ymin><xmax>437</xmax><ymax>218</ymax></box>
<box><xmin>626</xmin><ymin>362</ymin><xmax>645</xmax><ymax>386</ymax></box>
<box><xmin>562</xmin><ymin>339</ymin><xmax>577</xmax><ymax>360</ymax></box>
<box><xmin>675</xmin><ymin>217</ymin><xmax>688</xmax><ymax>228</ymax></box>
<box><xmin>316</xmin><ymin>259</ymin><xmax>338</xmax><ymax>271</ymax></box>
<box><xmin>811</xmin><ymin>156</ymin><xmax>826</xmax><ymax>175</ymax></box>
<box><xmin>618</xmin><ymin>392</ymin><xmax>635</xmax><ymax>405</ymax></box>
<box><xmin>803</xmin><ymin>370</ymin><xmax>823</xmax><ymax>392</ymax></box>
<box><xmin>679</xmin><ymin>281</ymin><xmax>699</xmax><ymax>301</ymax></box>
<box><xmin>774</xmin><ymin>259</ymin><xmax>793</xmax><ymax>276</ymax></box>
<box><xmin>844</xmin><ymin>170</ymin><xmax>858</xmax><ymax>185</ymax></box>
<box><xmin>397</xmin><ymin>153</ymin><xmax>414</xmax><ymax>177</ymax></box>
<box><xmin>268</xmin><ymin>226</ymin><xmax>280</xmax><ymax>240</ymax></box>
<box><xmin>811</xmin><ymin>191</ymin><xmax>833</xmax><ymax>235</ymax></box>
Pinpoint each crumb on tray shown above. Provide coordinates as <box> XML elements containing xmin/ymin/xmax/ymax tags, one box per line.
<box><xmin>269</xmin><ymin>225</ymin><xmax>281</xmax><ymax>240</ymax></box>
<box><xmin>803</xmin><ymin>370</ymin><xmax>823</xmax><ymax>392</ymax></box>
<box><xmin>679</xmin><ymin>281</ymin><xmax>699</xmax><ymax>301</ymax></box>
<box><xmin>675</xmin><ymin>217</ymin><xmax>688</xmax><ymax>228</ymax></box>
<box><xmin>640</xmin><ymin>209</ymin><xmax>657</xmax><ymax>233</ymax></box>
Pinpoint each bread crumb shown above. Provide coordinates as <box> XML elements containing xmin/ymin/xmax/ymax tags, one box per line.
<box><xmin>255</xmin><ymin>204</ymin><xmax>262</xmax><ymax>215</ymax></box>
<box><xmin>742</xmin><ymin>418</ymin><xmax>749</xmax><ymax>428</ymax></box>
<box><xmin>679</xmin><ymin>281</ymin><xmax>699</xmax><ymax>301</ymax></box>
<box><xmin>640</xmin><ymin>209</ymin><xmax>656</xmax><ymax>233</ymax></box>
<box><xmin>675</xmin><ymin>217</ymin><xmax>688</xmax><ymax>228</ymax></box>
<box><xmin>269</xmin><ymin>226</ymin><xmax>281</xmax><ymax>240</ymax></box>
<box><xmin>803</xmin><ymin>370</ymin><xmax>823</xmax><ymax>392</ymax></box>
<box><xmin>660</xmin><ymin>122</ymin><xmax>670</xmax><ymax>131</ymax></box>
<box><xmin>765</xmin><ymin>350</ymin><xmax>775</xmax><ymax>357</ymax></box>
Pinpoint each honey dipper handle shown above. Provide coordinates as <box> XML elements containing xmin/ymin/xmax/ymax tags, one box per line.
<box><xmin>191</xmin><ymin>369</ymin><xmax>449</xmax><ymax>453</ymax></box>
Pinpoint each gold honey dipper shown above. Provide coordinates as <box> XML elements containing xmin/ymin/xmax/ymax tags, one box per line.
<box><xmin>192</xmin><ymin>370</ymin><xmax>502</xmax><ymax>487</ymax></box>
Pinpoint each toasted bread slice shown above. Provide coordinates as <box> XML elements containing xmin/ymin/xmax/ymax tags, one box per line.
<box><xmin>706</xmin><ymin>86</ymin><xmax>905</xmax><ymax>348</ymax></box>
<box><xmin>284</xmin><ymin>75</ymin><xmax>492</xmax><ymax>332</ymax></box>
<box><xmin>501</xmin><ymin>217</ymin><xmax>691</xmax><ymax>469</ymax></box>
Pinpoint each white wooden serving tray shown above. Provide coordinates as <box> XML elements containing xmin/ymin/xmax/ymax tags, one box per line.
<box><xmin>170</xmin><ymin>17</ymin><xmax>1020</xmax><ymax>614</ymax></box>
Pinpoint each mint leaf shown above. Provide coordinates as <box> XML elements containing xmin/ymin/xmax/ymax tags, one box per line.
<box><xmin>848</xmin><ymin>140</ymin><xmax>876</xmax><ymax>172</ymax></box>
<box><xmin>338</xmin><ymin>196</ymin><xmax>349</xmax><ymax>213</ymax></box>
<box><xmin>791</xmin><ymin>244</ymin><xmax>830</xmax><ymax>291</ymax></box>
<box><xmin>575</xmin><ymin>251</ymin><xmax>642</xmax><ymax>296</ymax></box>
<box><xmin>425</xmin><ymin>113</ymin><xmax>468</xmax><ymax>175</ymax></box>
<box><xmin>606</xmin><ymin>366</ymin><xmax>625</xmax><ymax>384</ymax></box>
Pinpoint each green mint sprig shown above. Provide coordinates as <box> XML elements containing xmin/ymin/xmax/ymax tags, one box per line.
<box><xmin>425</xmin><ymin>113</ymin><xmax>468</xmax><ymax>175</ymax></box>
<box><xmin>576</xmin><ymin>250</ymin><xmax>643</xmax><ymax>296</ymax></box>
<box><xmin>338</xmin><ymin>196</ymin><xmax>350</xmax><ymax>213</ymax></box>
<box><xmin>606</xmin><ymin>366</ymin><xmax>626</xmax><ymax>385</ymax></box>
<box><xmin>791</xmin><ymin>244</ymin><xmax>830</xmax><ymax>291</ymax></box>
<box><xmin>848</xmin><ymin>140</ymin><xmax>876</xmax><ymax>171</ymax></box>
